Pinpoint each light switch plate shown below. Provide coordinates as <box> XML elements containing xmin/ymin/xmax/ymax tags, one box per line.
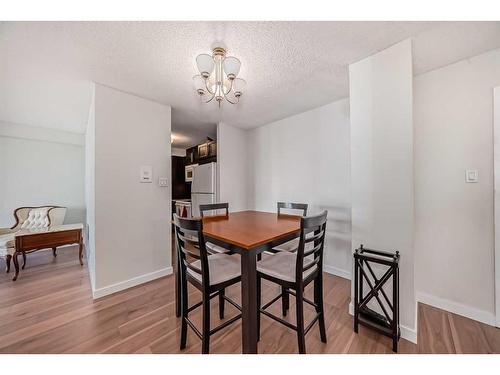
<box><xmin>465</xmin><ymin>169</ymin><xmax>478</xmax><ymax>183</ymax></box>
<box><xmin>140</xmin><ymin>165</ymin><xmax>153</xmax><ymax>183</ymax></box>
<box><xmin>158</xmin><ymin>177</ymin><xmax>168</xmax><ymax>187</ymax></box>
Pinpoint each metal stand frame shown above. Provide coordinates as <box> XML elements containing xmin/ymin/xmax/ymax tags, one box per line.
<box><xmin>353</xmin><ymin>244</ymin><xmax>400</xmax><ymax>352</ymax></box>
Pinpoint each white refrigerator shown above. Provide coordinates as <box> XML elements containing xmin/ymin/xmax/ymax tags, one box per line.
<box><xmin>191</xmin><ymin>162</ymin><xmax>217</xmax><ymax>217</ymax></box>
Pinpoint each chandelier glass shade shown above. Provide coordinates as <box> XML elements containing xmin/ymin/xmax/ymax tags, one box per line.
<box><xmin>193</xmin><ymin>47</ymin><xmax>246</xmax><ymax>106</ymax></box>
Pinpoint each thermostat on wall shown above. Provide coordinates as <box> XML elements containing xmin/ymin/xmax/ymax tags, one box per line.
<box><xmin>140</xmin><ymin>165</ymin><xmax>153</xmax><ymax>183</ymax></box>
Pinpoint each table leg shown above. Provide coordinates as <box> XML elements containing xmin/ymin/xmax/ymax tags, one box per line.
<box><xmin>78</xmin><ymin>239</ymin><xmax>84</xmax><ymax>266</ymax></box>
<box><xmin>240</xmin><ymin>250</ymin><xmax>258</xmax><ymax>354</ymax></box>
<box><xmin>12</xmin><ymin>252</ymin><xmax>20</xmax><ymax>281</ymax></box>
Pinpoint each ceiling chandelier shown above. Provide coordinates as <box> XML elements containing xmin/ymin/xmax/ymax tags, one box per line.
<box><xmin>193</xmin><ymin>47</ymin><xmax>246</xmax><ymax>107</ymax></box>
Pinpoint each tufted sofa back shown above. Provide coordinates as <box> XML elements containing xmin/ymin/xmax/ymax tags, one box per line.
<box><xmin>20</xmin><ymin>208</ymin><xmax>50</xmax><ymax>229</ymax></box>
<box><xmin>13</xmin><ymin>206</ymin><xmax>67</xmax><ymax>230</ymax></box>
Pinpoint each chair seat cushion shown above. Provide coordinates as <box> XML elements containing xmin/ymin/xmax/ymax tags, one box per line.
<box><xmin>187</xmin><ymin>253</ymin><xmax>241</xmax><ymax>286</ymax></box>
<box><xmin>0</xmin><ymin>233</ymin><xmax>16</xmax><ymax>257</ymax></box>
<box><xmin>257</xmin><ymin>252</ymin><xmax>316</xmax><ymax>283</ymax></box>
<box><xmin>206</xmin><ymin>242</ymin><xmax>230</xmax><ymax>254</ymax></box>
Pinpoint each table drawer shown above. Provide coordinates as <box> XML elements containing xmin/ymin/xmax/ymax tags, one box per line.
<box><xmin>16</xmin><ymin>230</ymin><xmax>81</xmax><ymax>251</ymax></box>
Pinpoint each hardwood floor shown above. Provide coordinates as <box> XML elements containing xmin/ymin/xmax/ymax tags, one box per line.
<box><xmin>0</xmin><ymin>246</ymin><xmax>499</xmax><ymax>354</ymax></box>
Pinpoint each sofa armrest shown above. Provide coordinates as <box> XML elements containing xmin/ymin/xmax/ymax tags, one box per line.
<box><xmin>0</xmin><ymin>228</ymin><xmax>15</xmax><ymax>235</ymax></box>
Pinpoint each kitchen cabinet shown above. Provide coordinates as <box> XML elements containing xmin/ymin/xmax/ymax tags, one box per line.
<box><xmin>185</xmin><ymin>140</ymin><xmax>217</xmax><ymax>166</ymax></box>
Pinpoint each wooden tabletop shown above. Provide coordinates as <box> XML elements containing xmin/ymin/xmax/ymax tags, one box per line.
<box><xmin>202</xmin><ymin>210</ymin><xmax>301</xmax><ymax>250</ymax></box>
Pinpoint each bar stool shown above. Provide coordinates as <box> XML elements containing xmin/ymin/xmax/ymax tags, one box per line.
<box><xmin>199</xmin><ymin>203</ymin><xmax>231</xmax><ymax>255</ymax></box>
<box><xmin>257</xmin><ymin>210</ymin><xmax>328</xmax><ymax>354</ymax></box>
<box><xmin>270</xmin><ymin>202</ymin><xmax>308</xmax><ymax>315</ymax></box>
<box><xmin>174</xmin><ymin>214</ymin><xmax>242</xmax><ymax>354</ymax></box>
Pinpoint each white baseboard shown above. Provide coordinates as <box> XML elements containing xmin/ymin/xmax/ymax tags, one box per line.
<box><xmin>416</xmin><ymin>291</ymin><xmax>496</xmax><ymax>327</ymax></box>
<box><xmin>324</xmin><ymin>264</ymin><xmax>351</xmax><ymax>280</ymax></box>
<box><xmin>348</xmin><ymin>302</ymin><xmax>417</xmax><ymax>344</ymax></box>
<box><xmin>92</xmin><ymin>267</ymin><xmax>173</xmax><ymax>299</ymax></box>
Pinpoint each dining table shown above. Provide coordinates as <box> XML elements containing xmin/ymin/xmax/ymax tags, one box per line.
<box><xmin>174</xmin><ymin>210</ymin><xmax>302</xmax><ymax>354</ymax></box>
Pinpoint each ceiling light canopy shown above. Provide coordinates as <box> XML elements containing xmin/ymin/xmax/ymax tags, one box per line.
<box><xmin>193</xmin><ymin>47</ymin><xmax>245</xmax><ymax>107</ymax></box>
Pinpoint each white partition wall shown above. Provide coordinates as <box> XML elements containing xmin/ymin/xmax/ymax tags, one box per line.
<box><xmin>495</xmin><ymin>86</ymin><xmax>500</xmax><ymax>327</ymax></box>
<box><xmin>349</xmin><ymin>39</ymin><xmax>416</xmax><ymax>341</ymax></box>
<box><xmin>86</xmin><ymin>84</ymin><xmax>172</xmax><ymax>298</ymax></box>
<box><xmin>217</xmin><ymin>122</ymin><xmax>249</xmax><ymax>212</ymax></box>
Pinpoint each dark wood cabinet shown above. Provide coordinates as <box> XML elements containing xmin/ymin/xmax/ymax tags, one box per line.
<box><xmin>185</xmin><ymin>140</ymin><xmax>217</xmax><ymax>166</ymax></box>
<box><xmin>172</xmin><ymin>156</ymin><xmax>191</xmax><ymax>200</ymax></box>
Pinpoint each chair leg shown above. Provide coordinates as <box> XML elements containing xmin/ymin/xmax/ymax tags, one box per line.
<box><xmin>5</xmin><ymin>255</ymin><xmax>11</xmax><ymax>273</ymax></box>
<box><xmin>281</xmin><ymin>287</ymin><xmax>289</xmax><ymax>316</ymax></box>
<box><xmin>22</xmin><ymin>252</ymin><xmax>26</xmax><ymax>270</ymax></box>
<box><xmin>296</xmin><ymin>286</ymin><xmax>306</xmax><ymax>354</ymax></box>
<box><xmin>52</xmin><ymin>247</ymin><xmax>57</xmax><ymax>257</ymax></box>
<box><xmin>175</xmin><ymin>255</ymin><xmax>181</xmax><ymax>318</ymax></box>
<box><xmin>202</xmin><ymin>290</ymin><xmax>211</xmax><ymax>354</ymax></box>
<box><xmin>257</xmin><ymin>275</ymin><xmax>261</xmax><ymax>341</ymax></box>
<box><xmin>179</xmin><ymin>275</ymin><xmax>188</xmax><ymax>350</ymax></box>
<box><xmin>219</xmin><ymin>289</ymin><xmax>225</xmax><ymax>319</ymax></box>
<box><xmin>314</xmin><ymin>275</ymin><xmax>327</xmax><ymax>343</ymax></box>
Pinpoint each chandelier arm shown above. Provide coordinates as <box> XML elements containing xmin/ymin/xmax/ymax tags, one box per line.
<box><xmin>223</xmin><ymin>78</ymin><xmax>234</xmax><ymax>96</ymax></box>
<box><xmin>203</xmin><ymin>92</ymin><xmax>216</xmax><ymax>103</ymax></box>
<box><xmin>204</xmin><ymin>75</ymin><xmax>215</xmax><ymax>95</ymax></box>
<box><xmin>223</xmin><ymin>94</ymin><xmax>238</xmax><ymax>105</ymax></box>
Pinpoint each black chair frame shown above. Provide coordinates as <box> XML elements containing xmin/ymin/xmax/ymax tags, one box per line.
<box><xmin>199</xmin><ymin>202</ymin><xmax>229</xmax><ymax>218</ymax></box>
<box><xmin>277</xmin><ymin>201</ymin><xmax>308</xmax><ymax>217</ymax></box>
<box><xmin>257</xmin><ymin>211</ymin><xmax>328</xmax><ymax>354</ymax></box>
<box><xmin>272</xmin><ymin>201</ymin><xmax>309</xmax><ymax>316</ymax></box>
<box><xmin>174</xmin><ymin>214</ymin><xmax>242</xmax><ymax>354</ymax></box>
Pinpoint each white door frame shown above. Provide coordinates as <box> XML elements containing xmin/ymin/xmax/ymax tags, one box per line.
<box><xmin>494</xmin><ymin>86</ymin><xmax>500</xmax><ymax>327</ymax></box>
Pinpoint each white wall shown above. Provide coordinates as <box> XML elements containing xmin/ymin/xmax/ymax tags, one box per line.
<box><xmin>247</xmin><ymin>99</ymin><xmax>352</xmax><ymax>278</ymax></box>
<box><xmin>349</xmin><ymin>39</ymin><xmax>416</xmax><ymax>341</ymax></box>
<box><xmin>415</xmin><ymin>48</ymin><xmax>500</xmax><ymax>325</ymax></box>
<box><xmin>90</xmin><ymin>84</ymin><xmax>172</xmax><ymax>298</ymax></box>
<box><xmin>85</xmin><ymin>87</ymin><xmax>96</xmax><ymax>290</ymax></box>
<box><xmin>495</xmin><ymin>86</ymin><xmax>500</xmax><ymax>327</ymax></box>
<box><xmin>0</xmin><ymin>121</ymin><xmax>85</xmax><ymax>227</ymax></box>
<box><xmin>217</xmin><ymin>122</ymin><xmax>248</xmax><ymax>212</ymax></box>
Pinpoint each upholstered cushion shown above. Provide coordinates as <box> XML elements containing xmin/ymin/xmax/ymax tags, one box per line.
<box><xmin>48</xmin><ymin>207</ymin><xmax>67</xmax><ymax>226</ymax></box>
<box><xmin>206</xmin><ymin>242</ymin><xmax>230</xmax><ymax>254</ymax></box>
<box><xmin>257</xmin><ymin>252</ymin><xmax>317</xmax><ymax>282</ymax></box>
<box><xmin>20</xmin><ymin>208</ymin><xmax>50</xmax><ymax>229</ymax></box>
<box><xmin>187</xmin><ymin>253</ymin><xmax>241</xmax><ymax>285</ymax></box>
<box><xmin>0</xmin><ymin>233</ymin><xmax>15</xmax><ymax>257</ymax></box>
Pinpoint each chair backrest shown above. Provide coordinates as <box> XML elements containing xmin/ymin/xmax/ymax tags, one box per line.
<box><xmin>296</xmin><ymin>210</ymin><xmax>328</xmax><ymax>284</ymax></box>
<box><xmin>199</xmin><ymin>203</ymin><xmax>229</xmax><ymax>218</ymax></box>
<box><xmin>173</xmin><ymin>214</ymin><xmax>210</xmax><ymax>287</ymax></box>
<box><xmin>13</xmin><ymin>206</ymin><xmax>67</xmax><ymax>230</ymax></box>
<box><xmin>277</xmin><ymin>202</ymin><xmax>308</xmax><ymax>217</ymax></box>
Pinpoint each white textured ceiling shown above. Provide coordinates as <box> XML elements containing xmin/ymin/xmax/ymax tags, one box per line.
<box><xmin>1</xmin><ymin>21</ymin><xmax>500</xmax><ymax>139</ymax></box>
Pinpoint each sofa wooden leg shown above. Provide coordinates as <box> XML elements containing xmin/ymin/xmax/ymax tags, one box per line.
<box><xmin>52</xmin><ymin>247</ymin><xmax>57</xmax><ymax>257</ymax></box>
<box><xmin>5</xmin><ymin>255</ymin><xmax>11</xmax><ymax>273</ymax></box>
<box><xmin>12</xmin><ymin>252</ymin><xmax>19</xmax><ymax>281</ymax></box>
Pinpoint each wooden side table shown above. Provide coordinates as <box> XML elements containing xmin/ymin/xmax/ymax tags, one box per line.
<box><xmin>12</xmin><ymin>224</ymin><xmax>84</xmax><ymax>281</ymax></box>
